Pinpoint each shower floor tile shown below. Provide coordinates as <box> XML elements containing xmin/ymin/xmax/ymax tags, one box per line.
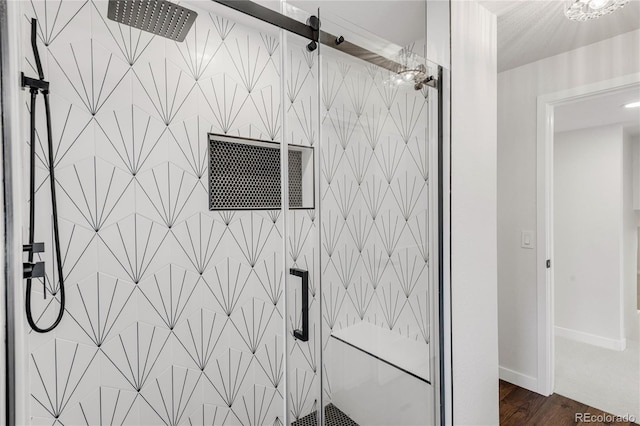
<box><xmin>292</xmin><ymin>403</ymin><xmax>359</xmax><ymax>426</ymax></box>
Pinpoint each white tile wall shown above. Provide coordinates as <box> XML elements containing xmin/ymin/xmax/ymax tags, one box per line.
<box><xmin>21</xmin><ymin>1</ymin><xmax>437</xmax><ymax>424</ymax></box>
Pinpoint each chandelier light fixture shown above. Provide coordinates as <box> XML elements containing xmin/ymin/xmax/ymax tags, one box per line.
<box><xmin>385</xmin><ymin>44</ymin><xmax>433</xmax><ymax>90</ymax></box>
<box><xmin>388</xmin><ymin>64</ymin><xmax>430</xmax><ymax>89</ymax></box>
<box><xmin>565</xmin><ymin>0</ymin><xmax>630</xmax><ymax>21</ymax></box>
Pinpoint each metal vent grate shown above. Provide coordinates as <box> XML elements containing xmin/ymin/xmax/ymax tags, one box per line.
<box><xmin>107</xmin><ymin>0</ymin><xmax>197</xmax><ymax>42</ymax></box>
<box><xmin>209</xmin><ymin>137</ymin><xmax>304</xmax><ymax>210</ymax></box>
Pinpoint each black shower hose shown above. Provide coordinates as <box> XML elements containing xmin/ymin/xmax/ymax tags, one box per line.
<box><xmin>24</xmin><ymin>49</ymin><xmax>66</xmax><ymax>333</ymax></box>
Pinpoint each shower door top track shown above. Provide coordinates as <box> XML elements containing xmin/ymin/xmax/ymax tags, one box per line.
<box><xmin>212</xmin><ymin>0</ymin><xmax>438</xmax><ymax>88</ymax></box>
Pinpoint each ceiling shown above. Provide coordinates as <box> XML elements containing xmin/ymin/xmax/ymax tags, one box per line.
<box><xmin>288</xmin><ymin>0</ymin><xmax>426</xmax><ymax>48</ymax></box>
<box><xmin>200</xmin><ymin>0</ymin><xmax>639</xmax><ymax>72</ymax></box>
<box><xmin>554</xmin><ymin>86</ymin><xmax>640</xmax><ymax>135</ymax></box>
<box><xmin>480</xmin><ymin>0</ymin><xmax>640</xmax><ymax>71</ymax></box>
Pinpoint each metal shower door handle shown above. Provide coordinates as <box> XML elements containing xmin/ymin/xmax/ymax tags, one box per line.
<box><xmin>290</xmin><ymin>268</ymin><xmax>309</xmax><ymax>342</ymax></box>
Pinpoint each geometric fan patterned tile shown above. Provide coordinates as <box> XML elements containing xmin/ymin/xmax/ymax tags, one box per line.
<box><xmin>62</xmin><ymin>386</ymin><xmax>140</xmax><ymax>426</ymax></box>
<box><xmin>133</xmin><ymin>58</ymin><xmax>197</xmax><ymax>126</ymax></box>
<box><xmin>55</xmin><ymin>156</ymin><xmax>134</xmax><ymax>231</ymax></box>
<box><xmin>201</xmin><ymin>258</ymin><xmax>252</xmax><ymax>318</ymax></box>
<box><xmin>167</xmin><ymin>19</ymin><xmax>222</xmax><ymax>82</ymax></box>
<box><xmin>199</xmin><ymin>73</ymin><xmax>249</xmax><ymax>134</ymax></box>
<box><xmin>186</xmin><ymin>403</ymin><xmax>235</xmax><ymax>426</ymax></box>
<box><xmin>135</xmin><ymin>162</ymin><xmax>201</xmax><ymax>228</ymax></box>
<box><xmin>27</xmin><ymin>0</ymin><xmax>90</xmax><ymax>47</ymax></box>
<box><xmin>48</xmin><ymin>38</ymin><xmax>130</xmax><ymax>116</ymax></box>
<box><xmin>31</xmin><ymin>95</ymin><xmax>94</xmax><ymax>169</ymax></box>
<box><xmin>173</xmin><ymin>308</ymin><xmax>228</xmax><ymax>371</ymax></box>
<box><xmin>230</xmin><ymin>297</ymin><xmax>276</xmax><ymax>355</ymax></box>
<box><xmin>139</xmin><ymin>365</ymin><xmax>202</xmax><ymax>426</ymax></box>
<box><xmin>203</xmin><ymin>348</ymin><xmax>253</xmax><ymax>409</ymax></box>
<box><xmin>171</xmin><ymin>211</ymin><xmax>227</xmax><ymax>275</ymax></box>
<box><xmin>233</xmin><ymin>384</ymin><xmax>278</xmax><ymax>425</ymax></box>
<box><xmin>62</xmin><ymin>272</ymin><xmax>137</xmax><ymax>347</ymax></box>
<box><xmin>100</xmin><ymin>321</ymin><xmax>172</xmax><ymax>392</ymax></box>
<box><xmin>91</xmin><ymin>0</ymin><xmax>157</xmax><ymax>67</ymax></box>
<box><xmin>97</xmin><ymin>214</ymin><xmax>169</xmax><ymax>284</ymax></box>
<box><xmin>168</xmin><ymin>115</ymin><xmax>215</xmax><ymax>180</ymax></box>
<box><xmin>137</xmin><ymin>264</ymin><xmax>201</xmax><ymax>330</ymax></box>
<box><xmin>289</xmin><ymin>368</ymin><xmax>317</xmax><ymax>421</ymax></box>
<box><xmin>20</xmin><ymin>0</ymin><xmax>437</xmax><ymax>425</ymax></box>
<box><xmin>29</xmin><ymin>338</ymin><xmax>99</xmax><ymax>421</ymax></box>
<box><xmin>95</xmin><ymin>104</ymin><xmax>168</xmax><ymax>176</ymax></box>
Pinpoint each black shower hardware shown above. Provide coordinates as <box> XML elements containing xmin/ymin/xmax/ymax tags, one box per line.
<box><xmin>290</xmin><ymin>268</ymin><xmax>309</xmax><ymax>342</ymax></box>
<box><xmin>107</xmin><ymin>0</ymin><xmax>198</xmax><ymax>41</ymax></box>
<box><xmin>212</xmin><ymin>0</ymin><xmax>437</xmax><ymax>88</ymax></box>
<box><xmin>306</xmin><ymin>15</ymin><xmax>320</xmax><ymax>52</ymax></box>
<box><xmin>21</xmin><ymin>18</ymin><xmax>66</xmax><ymax>333</ymax></box>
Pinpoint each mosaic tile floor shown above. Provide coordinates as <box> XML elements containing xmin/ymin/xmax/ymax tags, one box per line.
<box><xmin>292</xmin><ymin>403</ymin><xmax>359</xmax><ymax>426</ymax></box>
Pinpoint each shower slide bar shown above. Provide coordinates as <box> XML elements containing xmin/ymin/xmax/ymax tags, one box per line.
<box><xmin>20</xmin><ymin>18</ymin><xmax>66</xmax><ymax>333</ymax></box>
<box><xmin>213</xmin><ymin>0</ymin><xmax>438</xmax><ymax>88</ymax></box>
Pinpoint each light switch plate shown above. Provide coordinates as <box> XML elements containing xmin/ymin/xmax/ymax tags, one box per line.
<box><xmin>521</xmin><ymin>230</ymin><xmax>534</xmax><ymax>249</ymax></box>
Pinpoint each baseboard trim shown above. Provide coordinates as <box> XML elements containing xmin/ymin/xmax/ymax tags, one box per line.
<box><xmin>554</xmin><ymin>326</ymin><xmax>626</xmax><ymax>351</ymax></box>
<box><xmin>499</xmin><ymin>366</ymin><xmax>538</xmax><ymax>393</ymax></box>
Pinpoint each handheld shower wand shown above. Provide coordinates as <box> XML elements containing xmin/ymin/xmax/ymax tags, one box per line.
<box><xmin>21</xmin><ymin>18</ymin><xmax>66</xmax><ymax>333</ymax></box>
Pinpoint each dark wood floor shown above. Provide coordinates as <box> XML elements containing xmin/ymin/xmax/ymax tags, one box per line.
<box><xmin>500</xmin><ymin>380</ymin><xmax>638</xmax><ymax>425</ymax></box>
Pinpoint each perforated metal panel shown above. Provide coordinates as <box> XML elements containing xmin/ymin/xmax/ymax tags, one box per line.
<box><xmin>209</xmin><ymin>137</ymin><xmax>304</xmax><ymax>210</ymax></box>
<box><xmin>107</xmin><ymin>0</ymin><xmax>197</xmax><ymax>42</ymax></box>
<box><xmin>289</xmin><ymin>150</ymin><xmax>303</xmax><ymax>207</ymax></box>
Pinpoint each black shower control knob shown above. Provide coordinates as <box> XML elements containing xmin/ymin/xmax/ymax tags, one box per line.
<box><xmin>23</xmin><ymin>261</ymin><xmax>45</xmax><ymax>279</ymax></box>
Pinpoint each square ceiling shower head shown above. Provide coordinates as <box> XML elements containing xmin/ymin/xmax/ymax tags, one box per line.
<box><xmin>107</xmin><ymin>0</ymin><xmax>197</xmax><ymax>42</ymax></box>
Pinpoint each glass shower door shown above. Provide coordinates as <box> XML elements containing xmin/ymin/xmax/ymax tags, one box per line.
<box><xmin>283</xmin><ymin>9</ymin><xmax>441</xmax><ymax>426</ymax></box>
<box><xmin>281</xmin><ymin>7</ymin><xmax>323</xmax><ymax>425</ymax></box>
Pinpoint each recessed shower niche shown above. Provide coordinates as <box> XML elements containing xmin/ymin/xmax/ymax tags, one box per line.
<box><xmin>208</xmin><ymin>134</ymin><xmax>314</xmax><ymax>210</ymax></box>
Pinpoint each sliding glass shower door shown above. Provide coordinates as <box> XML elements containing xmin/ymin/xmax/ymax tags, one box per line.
<box><xmin>281</xmin><ymin>8</ymin><xmax>442</xmax><ymax>426</ymax></box>
<box><xmin>317</xmin><ymin>42</ymin><xmax>440</xmax><ymax>424</ymax></box>
<box><xmin>281</xmin><ymin>8</ymin><xmax>323</xmax><ymax>424</ymax></box>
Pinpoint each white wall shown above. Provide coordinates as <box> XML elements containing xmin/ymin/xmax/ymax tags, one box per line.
<box><xmin>498</xmin><ymin>29</ymin><xmax>640</xmax><ymax>390</ymax></box>
<box><xmin>553</xmin><ymin>125</ymin><xmax>626</xmax><ymax>347</ymax></box>
<box><xmin>623</xmin><ymin>132</ymin><xmax>639</xmax><ymax>342</ymax></box>
<box><xmin>637</xmin><ymin>228</ymin><xmax>640</xmax><ymax>271</ymax></box>
<box><xmin>451</xmin><ymin>1</ymin><xmax>499</xmax><ymax>424</ymax></box>
<box><xmin>634</xmin><ymin>138</ymin><xmax>640</xmax><ymax>211</ymax></box>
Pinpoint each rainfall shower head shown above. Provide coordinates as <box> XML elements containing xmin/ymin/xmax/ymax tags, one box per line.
<box><xmin>107</xmin><ymin>0</ymin><xmax>197</xmax><ymax>42</ymax></box>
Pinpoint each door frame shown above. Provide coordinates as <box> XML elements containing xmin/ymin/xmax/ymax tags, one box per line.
<box><xmin>2</xmin><ymin>0</ymin><xmax>27</xmax><ymax>424</ymax></box>
<box><xmin>535</xmin><ymin>72</ymin><xmax>640</xmax><ymax>396</ymax></box>
<box><xmin>1</xmin><ymin>0</ymin><xmax>6</xmax><ymax>421</ymax></box>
